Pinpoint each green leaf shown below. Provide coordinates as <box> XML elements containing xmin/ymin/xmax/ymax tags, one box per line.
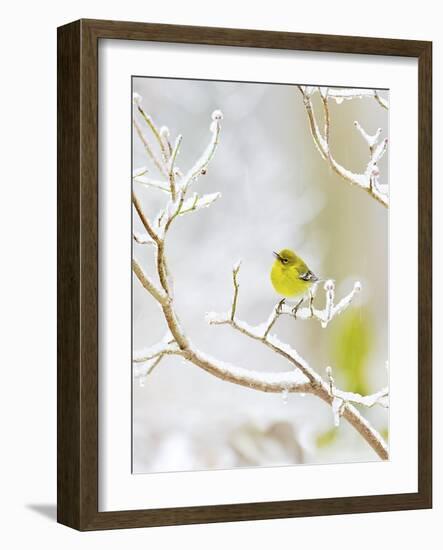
<box><xmin>329</xmin><ymin>307</ymin><xmax>373</xmax><ymax>395</ymax></box>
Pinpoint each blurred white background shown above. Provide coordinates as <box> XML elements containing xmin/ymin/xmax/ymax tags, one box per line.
<box><xmin>132</xmin><ymin>77</ymin><xmax>389</xmax><ymax>473</ymax></box>
<box><xmin>1</xmin><ymin>1</ymin><xmax>441</xmax><ymax>548</ymax></box>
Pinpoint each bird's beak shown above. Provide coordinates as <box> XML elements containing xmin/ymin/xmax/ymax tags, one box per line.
<box><xmin>273</xmin><ymin>251</ymin><xmax>280</xmax><ymax>259</ymax></box>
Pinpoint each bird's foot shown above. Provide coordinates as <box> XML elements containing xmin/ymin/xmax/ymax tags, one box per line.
<box><xmin>276</xmin><ymin>298</ymin><xmax>286</xmax><ymax>315</ymax></box>
<box><xmin>291</xmin><ymin>298</ymin><xmax>304</xmax><ymax>319</ymax></box>
<box><xmin>309</xmin><ymin>291</ymin><xmax>315</xmax><ymax>317</ymax></box>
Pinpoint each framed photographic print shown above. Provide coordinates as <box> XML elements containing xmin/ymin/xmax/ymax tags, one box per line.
<box><xmin>57</xmin><ymin>19</ymin><xmax>432</xmax><ymax>530</ymax></box>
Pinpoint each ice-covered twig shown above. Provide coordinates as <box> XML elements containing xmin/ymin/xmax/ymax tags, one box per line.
<box><xmin>133</xmin><ymin>174</ymin><xmax>171</xmax><ymax>193</ymax></box>
<box><xmin>316</xmin><ymin>279</ymin><xmax>361</xmax><ymax>328</ymax></box>
<box><xmin>335</xmin><ymin>387</ymin><xmax>389</xmax><ymax>409</ymax></box>
<box><xmin>180</xmin><ymin>110</ymin><xmax>223</xmax><ymax>191</ymax></box>
<box><xmin>327</xmin><ymin>88</ymin><xmax>389</xmax><ymax>110</ymax></box>
<box><xmin>207</xmin><ymin>310</ymin><xmax>321</xmax><ymax>386</ymax></box>
<box><xmin>326</xmin><ymin>366</ymin><xmax>345</xmax><ymax>426</ymax></box>
<box><xmin>133</xmin><ymin>166</ymin><xmax>149</xmax><ymax>178</ymax></box>
<box><xmin>178</xmin><ymin>192</ymin><xmax>222</xmax><ymax>215</ymax></box>
<box><xmin>268</xmin><ymin>279</ymin><xmax>361</xmax><ymax>329</ymax></box>
<box><xmin>132</xmin><ymin>258</ymin><xmax>168</xmax><ymax>305</ymax></box>
<box><xmin>133</xmin><ymin>334</ymin><xmax>178</xmax><ymax>363</ymax></box>
<box><xmin>325</xmin><ymin>366</ymin><xmax>389</xmax><ymax>427</ymax></box>
<box><xmin>134</xmin><ymin>356</ymin><xmax>164</xmax><ymax>384</ymax></box>
<box><xmin>167</xmin><ymin>134</ymin><xmax>182</xmax><ymax>200</ymax></box>
<box><xmin>230</xmin><ymin>261</ymin><xmax>241</xmax><ymax>320</ymax></box>
<box><xmin>297</xmin><ymin>86</ymin><xmax>389</xmax><ymax>207</ymax></box>
<box><xmin>354</xmin><ymin>121</ymin><xmax>382</xmax><ymax>149</ymax></box>
<box><xmin>136</xmin><ymin>101</ymin><xmax>169</xmax><ymax>164</ymax></box>
<box><xmin>169</xmin><ymin>135</ymin><xmax>182</xmax><ymax>172</ymax></box>
<box><xmin>373</xmin><ymin>90</ymin><xmax>389</xmax><ymax>110</ymax></box>
<box><xmin>134</xmin><ymin>109</ymin><xmax>223</xmax><ymax>237</ymax></box>
<box><xmin>132</xmin><ymin>191</ymin><xmax>161</xmax><ymax>245</ymax></box>
<box><xmin>133</xmin><ymin>118</ymin><xmax>167</xmax><ymax>178</ymax></box>
<box><xmin>133</xmin><ymin>331</ymin><xmax>178</xmax><ymax>384</ymax></box>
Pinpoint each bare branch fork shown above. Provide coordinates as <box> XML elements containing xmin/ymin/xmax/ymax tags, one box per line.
<box><xmin>132</xmin><ymin>95</ymin><xmax>388</xmax><ymax>460</ymax></box>
<box><xmin>297</xmin><ymin>86</ymin><xmax>389</xmax><ymax>207</ymax></box>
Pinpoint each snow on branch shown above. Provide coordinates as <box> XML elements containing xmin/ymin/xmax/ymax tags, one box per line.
<box><xmin>131</xmin><ymin>97</ymin><xmax>389</xmax><ymax>461</ymax></box>
<box><xmin>178</xmin><ymin>192</ymin><xmax>222</xmax><ymax>215</ymax></box>
<box><xmin>133</xmin><ymin>174</ymin><xmax>171</xmax><ymax>193</ymax></box>
<box><xmin>133</xmin><ymin>231</ymin><xmax>155</xmax><ymax>246</ymax></box>
<box><xmin>132</xmin><ymin>97</ymin><xmax>223</xmax><ymax>238</ymax></box>
<box><xmin>180</xmin><ymin>110</ymin><xmax>223</xmax><ymax>192</ymax></box>
<box><xmin>277</xmin><ymin>279</ymin><xmax>361</xmax><ymax>328</ymax></box>
<box><xmin>209</xmin><ymin>265</ymin><xmax>361</xmax><ymax>333</ymax></box>
<box><xmin>327</xmin><ymin>87</ymin><xmax>389</xmax><ymax>110</ymax></box>
<box><xmin>133</xmin><ymin>332</ymin><xmax>180</xmax><ymax>385</ymax></box>
<box><xmin>133</xmin><ymin>333</ymin><xmax>178</xmax><ymax>363</ymax></box>
<box><xmin>326</xmin><ymin>366</ymin><xmax>389</xmax><ymax>426</ymax></box>
<box><xmin>297</xmin><ymin>86</ymin><xmax>389</xmax><ymax>207</ymax></box>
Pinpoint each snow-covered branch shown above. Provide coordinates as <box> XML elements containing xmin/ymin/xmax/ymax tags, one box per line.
<box><xmin>207</xmin><ymin>265</ymin><xmax>361</xmax><ymax>373</ymax></box>
<box><xmin>133</xmin><ymin>333</ymin><xmax>179</xmax><ymax>363</ymax></box>
<box><xmin>178</xmin><ymin>192</ymin><xmax>222</xmax><ymax>215</ymax></box>
<box><xmin>327</xmin><ymin>87</ymin><xmax>389</xmax><ymax>110</ymax></box>
<box><xmin>133</xmin><ymin>335</ymin><xmax>179</xmax><ymax>384</ymax></box>
<box><xmin>211</xmin><ymin>265</ymin><xmax>361</xmax><ymax>332</ymax></box>
<box><xmin>326</xmin><ymin>366</ymin><xmax>389</xmax><ymax>427</ymax></box>
<box><xmin>131</xmin><ymin>96</ymin><xmax>388</xmax><ymax>461</ymax></box>
<box><xmin>206</xmin><ymin>263</ymin><xmax>387</xmax><ymax>458</ymax></box>
<box><xmin>278</xmin><ymin>279</ymin><xmax>362</xmax><ymax>328</ymax></box>
<box><xmin>297</xmin><ymin>86</ymin><xmax>389</xmax><ymax>207</ymax></box>
<box><xmin>180</xmin><ymin>110</ymin><xmax>223</xmax><ymax>191</ymax></box>
<box><xmin>133</xmin><ymin>173</ymin><xmax>171</xmax><ymax>193</ymax></box>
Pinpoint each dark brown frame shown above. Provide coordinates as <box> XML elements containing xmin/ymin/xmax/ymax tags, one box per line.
<box><xmin>57</xmin><ymin>18</ymin><xmax>432</xmax><ymax>531</ymax></box>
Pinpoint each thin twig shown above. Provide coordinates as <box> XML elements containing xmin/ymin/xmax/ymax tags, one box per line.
<box><xmin>231</xmin><ymin>262</ymin><xmax>241</xmax><ymax>320</ymax></box>
<box><xmin>132</xmin><ymin>191</ymin><xmax>160</xmax><ymax>244</ymax></box>
<box><xmin>374</xmin><ymin>90</ymin><xmax>389</xmax><ymax>110</ymax></box>
<box><xmin>168</xmin><ymin>134</ymin><xmax>183</xmax><ymax>201</ymax></box>
<box><xmin>133</xmin><ymin>118</ymin><xmax>167</xmax><ymax>177</ymax></box>
<box><xmin>263</xmin><ymin>303</ymin><xmax>282</xmax><ymax>339</ymax></box>
<box><xmin>137</xmin><ymin>106</ymin><xmax>169</xmax><ymax>164</ymax></box>
<box><xmin>132</xmin><ymin>258</ymin><xmax>168</xmax><ymax>305</ymax></box>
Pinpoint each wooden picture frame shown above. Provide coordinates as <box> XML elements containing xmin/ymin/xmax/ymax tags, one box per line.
<box><xmin>57</xmin><ymin>19</ymin><xmax>432</xmax><ymax>530</ymax></box>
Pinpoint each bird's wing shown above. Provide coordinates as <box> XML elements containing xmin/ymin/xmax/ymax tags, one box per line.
<box><xmin>299</xmin><ymin>270</ymin><xmax>318</xmax><ymax>282</ymax></box>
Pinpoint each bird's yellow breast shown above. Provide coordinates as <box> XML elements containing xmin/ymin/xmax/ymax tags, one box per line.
<box><xmin>271</xmin><ymin>261</ymin><xmax>308</xmax><ymax>298</ymax></box>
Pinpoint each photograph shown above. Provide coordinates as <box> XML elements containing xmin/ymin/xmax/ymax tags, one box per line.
<box><xmin>131</xmin><ymin>77</ymin><xmax>390</xmax><ymax>474</ymax></box>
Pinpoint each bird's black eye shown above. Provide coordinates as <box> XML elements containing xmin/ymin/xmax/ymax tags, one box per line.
<box><xmin>282</xmin><ymin>258</ymin><xmax>288</xmax><ymax>264</ymax></box>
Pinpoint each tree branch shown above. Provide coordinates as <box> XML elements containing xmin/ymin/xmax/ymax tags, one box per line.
<box><xmin>132</xmin><ymin>258</ymin><xmax>168</xmax><ymax>305</ymax></box>
<box><xmin>207</xmin><ymin>264</ymin><xmax>388</xmax><ymax>459</ymax></box>
<box><xmin>132</xmin><ymin>191</ymin><xmax>160</xmax><ymax>244</ymax></box>
<box><xmin>298</xmin><ymin>86</ymin><xmax>389</xmax><ymax>207</ymax></box>
<box><xmin>277</xmin><ymin>279</ymin><xmax>362</xmax><ymax>328</ymax></box>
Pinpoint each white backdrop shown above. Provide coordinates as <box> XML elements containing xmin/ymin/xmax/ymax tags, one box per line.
<box><xmin>0</xmin><ymin>1</ymin><xmax>440</xmax><ymax>548</ymax></box>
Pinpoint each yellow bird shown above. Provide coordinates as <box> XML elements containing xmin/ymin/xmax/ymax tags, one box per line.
<box><xmin>271</xmin><ymin>248</ymin><xmax>318</xmax><ymax>313</ymax></box>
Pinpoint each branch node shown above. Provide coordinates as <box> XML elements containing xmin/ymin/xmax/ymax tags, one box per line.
<box><xmin>298</xmin><ymin>87</ymin><xmax>389</xmax><ymax>207</ymax></box>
